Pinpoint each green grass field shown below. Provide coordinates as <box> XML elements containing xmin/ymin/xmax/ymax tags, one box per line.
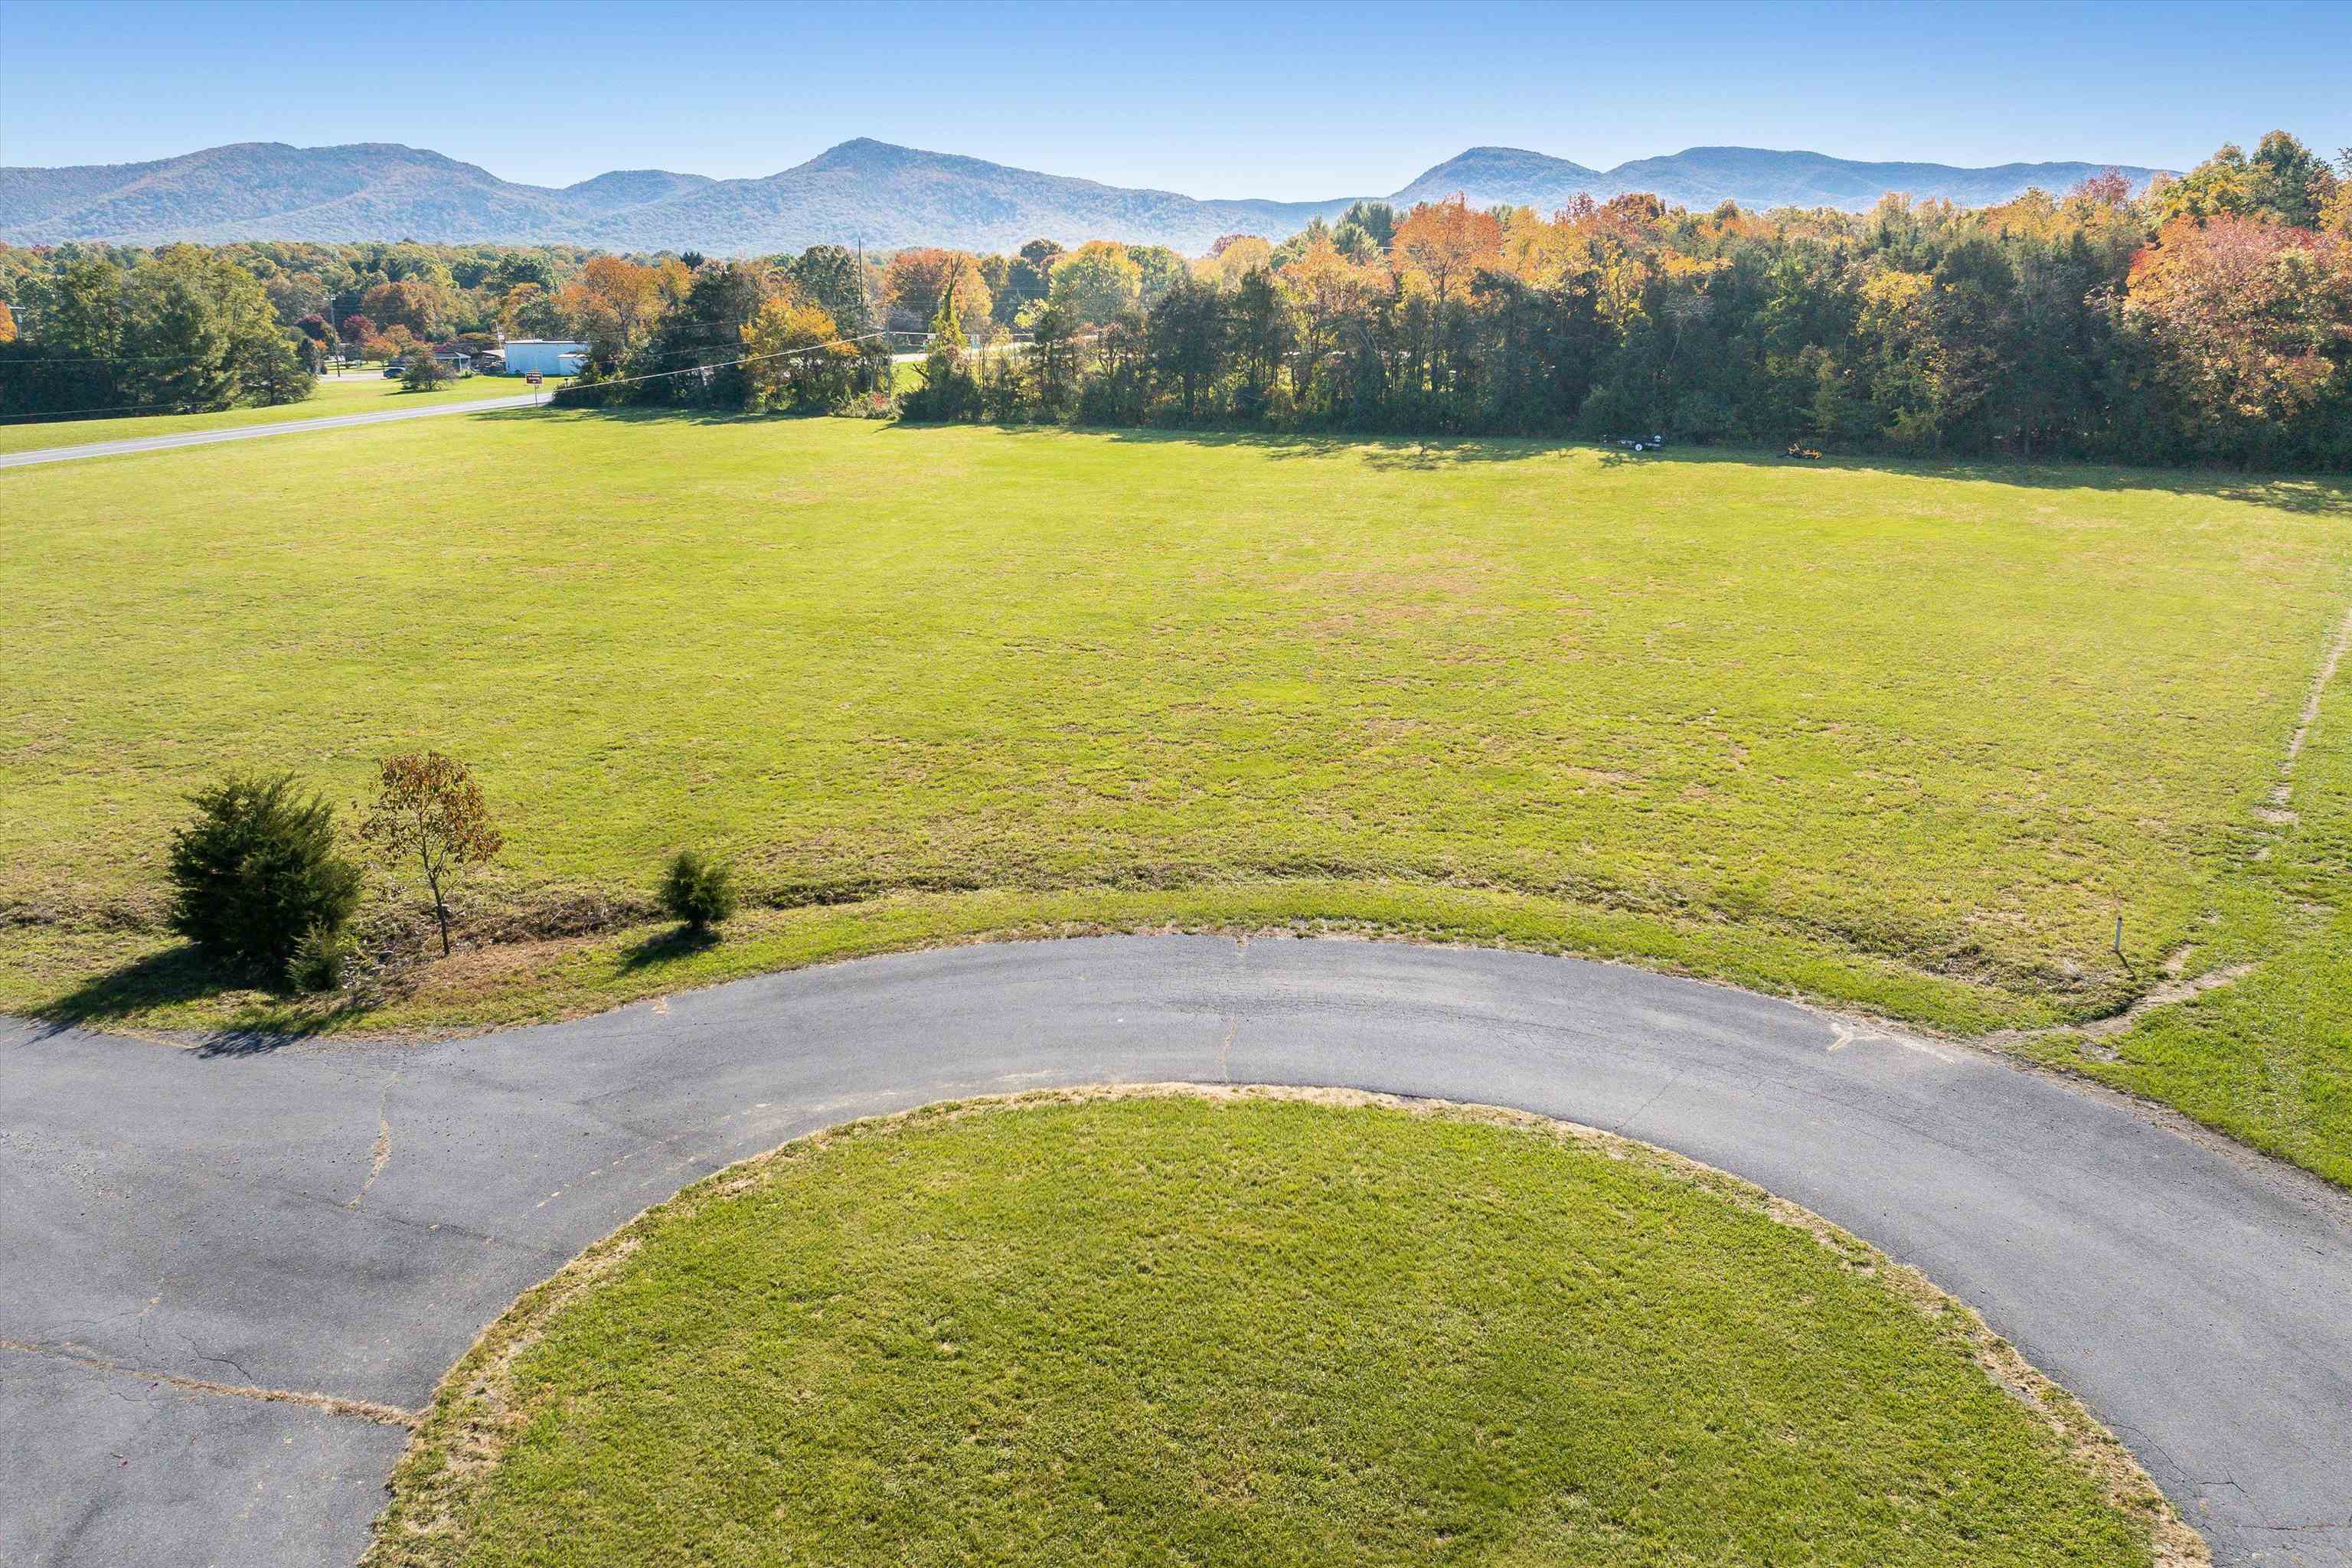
<box><xmin>2</xmin><ymin>409</ymin><xmax>2345</xmax><ymax>1177</ymax></box>
<box><xmin>2014</xmin><ymin>629</ymin><xmax>2352</xmax><ymax>1184</ymax></box>
<box><xmin>367</xmin><ymin>1091</ymin><xmax>2185</xmax><ymax>1568</ymax></box>
<box><xmin>0</xmin><ymin>371</ymin><xmax>558</xmax><ymax>455</ymax></box>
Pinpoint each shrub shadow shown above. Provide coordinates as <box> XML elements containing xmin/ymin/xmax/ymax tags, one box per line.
<box><xmin>34</xmin><ymin>944</ymin><xmax>360</xmax><ymax>1057</ymax></box>
<box><xmin>616</xmin><ymin>924</ymin><xmax>720</xmax><ymax>973</ymax></box>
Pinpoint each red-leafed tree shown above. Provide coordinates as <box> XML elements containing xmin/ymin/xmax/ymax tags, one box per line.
<box><xmin>2123</xmin><ymin>217</ymin><xmax>2350</xmax><ymax>456</ymax></box>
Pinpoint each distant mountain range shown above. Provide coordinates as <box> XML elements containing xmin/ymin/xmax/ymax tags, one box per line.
<box><xmin>0</xmin><ymin>139</ymin><xmax>2166</xmax><ymax>254</ymax></box>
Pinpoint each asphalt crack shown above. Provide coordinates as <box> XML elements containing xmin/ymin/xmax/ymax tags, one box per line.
<box><xmin>1824</xmin><ymin>1017</ymin><xmax>1957</xmax><ymax>1063</ymax></box>
<box><xmin>345</xmin><ymin>1071</ymin><xmax>397</xmax><ymax>1208</ymax></box>
<box><xmin>1</xmin><ymin>1338</ymin><xmax>418</xmax><ymax>1428</ymax></box>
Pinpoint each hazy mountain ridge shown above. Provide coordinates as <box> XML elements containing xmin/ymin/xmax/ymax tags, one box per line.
<box><xmin>558</xmin><ymin>168</ymin><xmax>719</xmax><ymax>213</ymax></box>
<box><xmin>0</xmin><ymin>138</ymin><xmax>2167</xmax><ymax>253</ymax></box>
<box><xmin>1388</xmin><ymin>146</ymin><xmax>1609</xmax><ymax>211</ymax></box>
<box><xmin>586</xmin><ymin>137</ymin><xmax>1352</xmax><ymax>257</ymax></box>
<box><xmin>1602</xmin><ymin>145</ymin><xmax>2162</xmax><ymax>209</ymax></box>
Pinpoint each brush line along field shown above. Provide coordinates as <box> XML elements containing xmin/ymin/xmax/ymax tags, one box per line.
<box><xmin>2</xmin><ymin>410</ymin><xmax>2345</xmax><ymax>1178</ymax></box>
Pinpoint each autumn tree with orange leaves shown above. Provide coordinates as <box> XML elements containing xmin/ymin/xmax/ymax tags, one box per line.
<box><xmin>2123</xmin><ymin>217</ymin><xmax>2351</xmax><ymax>459</ymax></box>
<box><xmin>360</xmin><ymin>753</ymin><xmax>503</xmax><ymax>957</ymax></box>
<box><xmin>574</xmin><ymin>256</ymin><xmax>672</xmax><ymax>358</ymax></box>
<box><xmin>882</xmin><ymin>248</ymin><xmax>992</xmax><ymax>332</ymax></box>
<box><xmin>1389</xmin><ymin>195</ymin><xmax>1504</xmax><ymax>302</ymax></box>
<box><xmin>743</xmin><ymin>295</ymin><xmax>857</xmax><ymax>410</ymax></box>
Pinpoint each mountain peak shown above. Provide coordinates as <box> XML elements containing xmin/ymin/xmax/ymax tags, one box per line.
<box><xmin>1391</xmin><ymin>146</ymin><xmax>1606</xmax><ymax>208</ymax></box>
<box><xmin>560</xmin><ymin>168</ymin><xmax>715</xmax><ymax>212</ymax></box>
<box><xmin>801</xmin><ymin>138</ymin><xmax>923</xmax><ymax>173</ymax></box>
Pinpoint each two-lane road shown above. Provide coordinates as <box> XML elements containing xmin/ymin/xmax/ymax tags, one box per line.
<box><xmin>4</xmin><ymin>936</ymin><xmax>2347</xmax><ymax>1565</ymax></box>
<box><xmin>0</xmin><ymin>394</ymin><xmax>544</xmax><ymax>469</ymax></box>
<box><xmin>2</xmin><ymin>348</ymin><xmax>1029</xmax><ymax>470</ymax></box>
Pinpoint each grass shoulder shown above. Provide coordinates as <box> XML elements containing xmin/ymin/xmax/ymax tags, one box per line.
<box><xmin>13</xmin><ymin>877</ymin><xmax>2060</xmax><ymax>1044</ymax></box>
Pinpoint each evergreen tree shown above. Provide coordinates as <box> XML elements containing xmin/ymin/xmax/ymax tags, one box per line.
<box><xmin>239</xmin><ymin>328</ymin><xmax>315</xmax><ymax>406</ymax></box>
<box><xmin>788</xmin><ymin>245</ymin><xmax>871</xmax><ymax>337</ymax></box>
<box><xmin>129</xmin><ymin>250</ymin><xmax>247</xmax><ymax>410</ymax></box>
<box><xmin>1147</xmin><ymin>274</ymin><xmax>1228</xmax><ymax>419</ymax></box>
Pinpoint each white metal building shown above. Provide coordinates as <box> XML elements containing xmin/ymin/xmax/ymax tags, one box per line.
<box><xmin>501</xmin><ymin>340</ymin><xmax>589</xmax><ymax>377</ymax></box>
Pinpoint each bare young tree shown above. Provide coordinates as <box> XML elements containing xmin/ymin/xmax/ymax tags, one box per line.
<box><xmin>360</xmin><ymin>752</ymin><xmax>502</xmax><ymax>956</ymax></box>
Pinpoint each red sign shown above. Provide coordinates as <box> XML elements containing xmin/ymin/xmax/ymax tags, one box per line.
<box><xmin>525</xmin><ymin>371</ymin><xmax>544</xmax><ymax>387</ymax></box>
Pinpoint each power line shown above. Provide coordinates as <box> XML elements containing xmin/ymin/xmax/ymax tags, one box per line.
<box><xmin>0</xmin><ymin>397</ymin><xmax>199</xmax><ymax>423</ymax></box>
<box><xmin>2</xmin><ymin>328</ymin><xmax>897</xmax><ymax>426</ymax></box>
<box><xmin>559</xmin><ymin>330</ymin><xmax>888</xmax><ymax>394</ymax></box>
<box><xmin>0</xmin><ymin>351</ymin><xmax>229</xmax><ymax>364</ymax></box>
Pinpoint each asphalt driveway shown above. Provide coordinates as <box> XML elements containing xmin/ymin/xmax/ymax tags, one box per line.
<box><xmin>4</xmin><ymin>936</ymin><xmax>2347</xmax><ymax>1565</ymax></box>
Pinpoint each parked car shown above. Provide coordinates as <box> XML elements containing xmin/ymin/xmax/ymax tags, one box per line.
<box><xmin>383</xmin><ymin>364</ymin><xmax>403</xmax><ymax>378</ymax></box>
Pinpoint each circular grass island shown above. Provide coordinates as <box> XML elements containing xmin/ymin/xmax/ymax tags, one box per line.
<box><xmin>368</xmin><ymin>1089</ymin><xmax>2194</xmax><ymax>1568</ymax></box>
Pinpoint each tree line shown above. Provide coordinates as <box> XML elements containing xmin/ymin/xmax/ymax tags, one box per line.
<box><xmin>0</xmin><ymin>246</ymin><xmax>316</xmax><ymax>421</ymax></box>
<box><xmin>4</xmin><ymin>130</ymin><xmax>2347</xmax><ymax>466</ymax></box>
<box><xmin>890</xmin><ymin>132</ymin><xmax>2350</xmax><ymax>471</ymax></box>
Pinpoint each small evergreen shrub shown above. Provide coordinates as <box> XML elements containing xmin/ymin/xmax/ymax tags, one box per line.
<box><xmin>288</xmin><ymin>923</ymin><xmax>353</xmax><ymax>993</ymax></box>
<box><xmin>659</xmin><ymin>850</ymin><xmax>739</xmax><ymax>932</ymax></box>
<box><xmin>166</xmin><ymin>774</ymin><xmax>363</xmax><ymax>983</ymax></box>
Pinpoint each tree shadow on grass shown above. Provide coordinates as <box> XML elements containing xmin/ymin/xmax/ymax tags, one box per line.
<box><xmin>34</xmin><ymin>944</ymin><xmax>361</xmax><ymax>1057</ymax></box>
<box><xmin>475</xmin><ymin>395</ymin><xmax>2352</xmax><ymax>513</ymax></box>
<box><xmin>1146</xmin><ymin>427</ymin><xmax>2352</xmax><ymax>508</ymax></box>
<box><xmin>472</xmin><ymin>403</ymin><xmax>743</xmax><ymax>431</ymax></box>
<box><xmin>1112</xmin><ymin>428</ymin><xmax>1559</xmax><ymax>472</ymax></box>
<box><xmin>475</xmin><ymin>401</ymin><xmax>861</xmax><ymax>433</ymax></box>
<box><xmin>887</xmin><ymin>418</ymin><xmax>2352</xmax><ymax>509</ymax></box>
<box><xmin>1590</xmin><ymin>446</ymin><xmax>2352</xmax><ymax>516</ymax></box>
<box><xmin>886</xmin><ymin>419</ymin><xmax>1554</xmax><ymax>473</ymax></box>
<box><xmin>616</xmin><ymin>924</ymin><xmax>720</xmax><ymax>974</ymax></box>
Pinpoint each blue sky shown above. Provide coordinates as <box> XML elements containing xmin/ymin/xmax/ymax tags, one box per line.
<box><xmin>3</xmin><ymin>0</ymin><xmax>2346</xmax><ymax>195</ymax></box>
